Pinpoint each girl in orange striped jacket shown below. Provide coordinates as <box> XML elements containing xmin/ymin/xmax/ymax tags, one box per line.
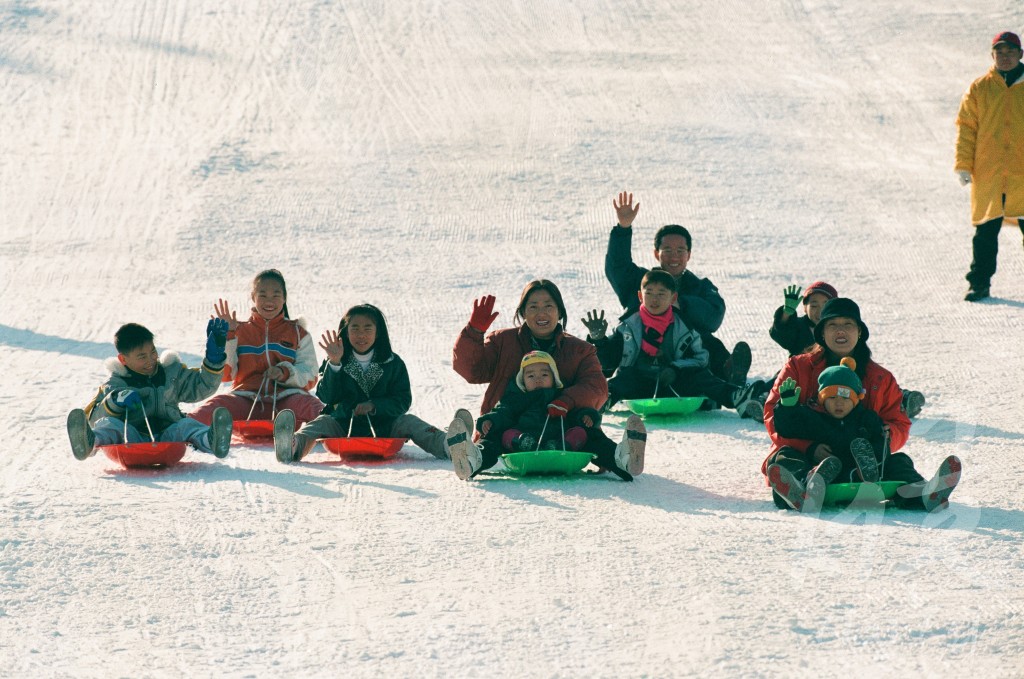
<box><xmin>192</xmin><ymin>269</ymin><xmax>323</xmax><ymax>427</ymax></box>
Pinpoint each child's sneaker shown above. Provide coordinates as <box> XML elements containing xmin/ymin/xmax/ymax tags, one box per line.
<box><xmin>731</xmin><ymin>381</ymin><xmax>760</xmax><ymax>417</ymax></box>
<box><xmin>447</xmin><ymin>414</ymin><xmax>482</xmax><ymax>480</ymax></box>
<box><xmin>849</xmin><ymin>438</ymin><xmax>880</xmax><ymax>482</ymax></box>
<box><xmin>767</xmin><ymin>463</ymin><xmax>806</xmax><ymax>511</ymax></box>
<box><xmin>801</xmin><ymin>456</ymin><xmax>841</xmax><ymax>514</ymax></box>
<box><xmin>67</xmin><ymin>409</ymin><xmax>96</xmax><ymax>461</ymax></box>
<box><xmin>210</xmin><ymin>407</ymin><xmax>233</xmax><ymax>459</ymax></box>
<box><xmin>921</xmin><ymin>455</ymin><xmax>962</xmax><ymax>512</ymax></box>
<box><xmin>273</xmin><ymin>409</ymin><xmax>296</xmax><ymax>464</ymax></box>
<box><xmin>613</xmin><ymin>414</ymin><xmax>646</xmax><ymax>479</ymax></box>
<box><xmin>443</xmin><ymin>409</ymin><xmax>474</xmax><ymax>457</ymax></box>
<box><xmin>902</xmin><ymin>390</ymin><xmax>926</xmax><ymax>419</ymax></box>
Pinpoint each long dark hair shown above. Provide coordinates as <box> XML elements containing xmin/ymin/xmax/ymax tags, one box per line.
<box><xmin>338</xmin><ymin>304</ymin><xmax>393</xmax><ymax>361</ymax></box>
<box><xmin>513</xmin><ymin>279</ymin><xmax>568</xmax><ymax>329</ymax></box>
<box><xmin>251</xmin><ymin>269</ymin><xmax>290</xmax><ymax>318</ymax></box>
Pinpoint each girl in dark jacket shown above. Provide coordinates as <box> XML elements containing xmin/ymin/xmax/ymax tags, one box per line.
<box><xmin>273</xmin><ymin>304</ymin><xmax>447</xmax><ymax>463</ymax></box>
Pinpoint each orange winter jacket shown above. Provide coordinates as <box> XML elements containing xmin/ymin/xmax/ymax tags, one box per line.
<box><xmin>225</xmin><ymin>311</ymin><xmax>318</xmax><ymax>398</ymax></box>
<box><xmin>761</xmin><ymin>348</ymin><xmax>910</xmax><ymax>476</ymax></box>
<box><xmin>955</xmin><ymin>67</ymin><xmax>1024</xmax><ymax>225</ymax></box>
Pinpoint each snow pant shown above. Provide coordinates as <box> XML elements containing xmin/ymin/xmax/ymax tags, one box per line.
<box><xmin>292</xmin><ymin>413</ymin><xmax>447</xmax><ymax>459</ymax></box>
<box><xmin>701</xmin><ymin>331</ymin><xmax>731</xmax><ymax>381</ymax></box>
<box><xmin>608</xmin><ymin>365</ymin><xmax>738</xmax><ymax>407</ymax></box>
<box><xmin>767</xmin><ymin>446</ymin><xmax>926</xmax><ymax>510</ymax></box>
<box><xmin>93</xmin><ymin>416</ymin><xmax>215</xmax><ymax>454</ymax></box>
<box><xmin>966</xmin><ymin>211</ymin><xmax>1024</xmax><ymax>289</ymax></box>
<box><xmin>191</xmin><ymin>392</ymin><xmax>324</xmax><ymax>427</ymax></box>
<box><xmin>500</xmin><ymin>426</ymin><xmax>587</xmax><ymax>452</ymax></box>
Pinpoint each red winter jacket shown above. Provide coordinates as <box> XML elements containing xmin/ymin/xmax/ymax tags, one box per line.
<box><xmin>452</xmin><ymin>324</ymin><xmax>608</xmax><ymax>416</ymax></box>
<box><xmin>761</xmin><ymin>348</ymin><xmax>910</xmax><ymax>475</ymax></box>
<box><xmin>225</xmin><ymin>310</ymin><xmax>318</xmax><ymax>398</ymax></box>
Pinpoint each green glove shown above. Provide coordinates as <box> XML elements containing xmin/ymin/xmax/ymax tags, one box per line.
<box><xmin>778</xmin><ymin>377</ymin><xmax>801</xmax><ymax>406</ymax></box>
<box><xmin>783</xmin><ymin>284</ymin><xmax>802</xmax><ymax>315</ymax></box>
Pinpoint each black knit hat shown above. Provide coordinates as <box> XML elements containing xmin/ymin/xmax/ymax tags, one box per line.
<box><xmin>813</xmin><ymin>297</ymin><xmax>870</xmax><ymax>345</ymax></box>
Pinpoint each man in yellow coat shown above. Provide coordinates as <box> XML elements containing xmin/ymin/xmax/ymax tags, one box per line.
<box><xmin>955</xmin><ymin>31</ymin><xmax>1024</xmax><ymax>302</ymax></box>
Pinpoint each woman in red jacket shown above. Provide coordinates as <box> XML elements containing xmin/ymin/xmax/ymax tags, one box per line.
<box><xmin>446</xmin><ymin>280</ymin><xmax>646</xmax><ymax>481</ymax></box>
<box><xmin>762</xmin><ymin>298</ymin><xmax>961</xmax><ymax>512</ymax></box>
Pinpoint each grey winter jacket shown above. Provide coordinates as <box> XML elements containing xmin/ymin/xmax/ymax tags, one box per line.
<box><xmin>87</xmin><ymin>351</ymin><xmax>223</xmax><ymax>435</ymax></box>
<box><xmin>596</xmin><ymin>312</ymin><xmax>709</xmax><ymax>373</ymax></box>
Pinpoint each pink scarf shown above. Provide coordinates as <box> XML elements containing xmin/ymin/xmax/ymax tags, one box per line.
<box><xmin>639</xmin><ymin>306</ymin><xmax>673</xmax><ymax>357</ymax></box>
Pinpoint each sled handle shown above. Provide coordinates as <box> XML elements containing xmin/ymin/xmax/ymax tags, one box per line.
<box><xmin>271</xmin><ymin>380</ymin><xmax>279</xmax><ymax>419</ymax></box>
<box><xmin>880</xmin><ymin>428</ymin><xmax>891</xmax><ymax>479</ymax></box>
<box><xmin>123</xmin><ymin>400</ymin><xmax>156</xmax><ymax>443</ymax></box>
<box><xmin>347</xmin><ymin>415</ymin><xmax>353</xmax><ymax>438</ymax></box>
<box><xmin>246</xmin><ymin>375</ymin><xmax>269</xmax><ymax>422</ymax></box>
<box><xmin>653</xmin><ymin>374</ymin><xmax>660</xmax><ymax>400</ymax></box>
<box><xmin>536</xmin><ymin>415</ymin><xmax>550</xmax><ymax>451</ymax></box>
<box><xmin>366</xmin><ymin>415</ymin><xmax>377</xmax><ymax>438</ymax></box>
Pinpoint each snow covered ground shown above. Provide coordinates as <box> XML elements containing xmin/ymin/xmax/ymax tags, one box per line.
<box><xmin>3</xmin><ymin>0</ymin><xmax>1024</xmax><ymax>676</ymax></box>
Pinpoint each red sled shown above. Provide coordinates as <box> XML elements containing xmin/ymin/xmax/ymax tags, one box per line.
<box><xmin>233</xmin><ymin>419</ymin><xmax>275</xmax><ymax>439</ymax></box>
<box><xmin>100</xmin><ymin>441</ymin><xmax>187</xmax><ymax>469</ymax></box>
<box><xmin>319</xmin><ymin>437</ymin><xmax>404</xmax><ymax>459</ymax></box>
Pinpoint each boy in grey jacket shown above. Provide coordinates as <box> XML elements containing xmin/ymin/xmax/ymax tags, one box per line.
<box><xmin>584</xmin><ymin>269</ymin><xmax>760</xmax><ymax>415</ymax></box>
<box><xmin>66</xmin><ymin>322</ymin><xmax>233</xmax><ymax>460</ymax></box>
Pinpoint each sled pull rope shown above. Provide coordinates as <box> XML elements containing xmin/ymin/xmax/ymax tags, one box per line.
<box><xmin>124</xmin><ymin>401</ymin><xmax>156</xmax><ymax>444</ymax></box>
<box><xmin>536</xmin><ymin>415</ymin><xmax>550</xmax><ymax>452</ymax></box>
<box><xmin>366</xmin><ymin>415</ymin><xmax>377</xmax><ymax>438</ymax></box>
<box><xmin>880</xmin><ymin>428</ymin><xmax>891</xmax><ymax>479</ymax></box>
<box><xmin>246</xmin><ymin>375</ymin><xmax>269</xmax><ymax>422</ymax></box>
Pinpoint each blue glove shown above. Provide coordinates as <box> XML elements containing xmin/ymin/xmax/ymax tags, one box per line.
<box><xmin>205</xmin><ymin>318</ymin><xmax>228</xmax><ymax>364</ymax></box>
<box><xmin>112</xmin><ymin>389</ymin><xmax>142</xmax><ymax>410</ymax></box>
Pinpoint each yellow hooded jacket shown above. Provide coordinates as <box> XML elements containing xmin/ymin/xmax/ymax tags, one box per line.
<box><xmin>955</xmin><ymin>66</ymin><xmax>1024</xmax><ymax>225</ymax></box>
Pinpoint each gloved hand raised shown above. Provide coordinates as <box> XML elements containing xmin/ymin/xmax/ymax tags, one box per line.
<box><xmin>783</xmin><ymin>284</ymin><xmax>802</xmax><ymax>316</ymax></box>
<box><xmin>581</xmin><ymin>309</ymin><xmax>608</xmax><ymax>340</ymax></box>
<box><xmin>205</xmin><ymin>318</ymin><xmax>229</xmax><ymax>364</ymax></box>
<box><xmin>112</xmin><ymin>389</ymin><xmax>143</xmax><ymax>411</ymax></box>
<box><xmin>778</xmin><ymin>377</ymin><xmax>801</xmax><ymax>407</ymax></box>
<box><xmin>547</xmin><ymin>400</ymin><xmax>569</xmax><ymax>418</ymax></box>
<box><xmin>469</xmin><ymin>295</ymin><xmax>499</xmax><ymax>333</ymax></box>
<box><xmin>957</xmin><ymin>170</ymin><xmax>971</xmax><ymax>186</ymax></box>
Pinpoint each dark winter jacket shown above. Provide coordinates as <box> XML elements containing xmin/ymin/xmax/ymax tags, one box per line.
<box><xmin>773</xmin><ymin>401</ymin><xmax>886</xmax><ymax>481</ymax></box>
<box><xmin>453</xmin><ymin>324</ymin><xmax>608</xmax><ymax>416</ymax></box>
<box><xmin>769</xmin><ymin>306</ymin><xmax>817</xmax><ymax>356</ymax></box>
<box><xmin>478</xmin><ymin>381</ymin><xmax>601</xmax><ymax>439</ymax></box>
<box><xmin>315</xmin><ymin>354</ymin><xmax>412</xmax><ymax>437</ymax></box>
<box><xmin>88</xmin><ymin>351</ymin><xmax>223</xmax><ymax>436</ymax></box>
<box><xmin>604</xmin><ymin>226</ymin><xmax>725</xmax><ymax>334</ymax></box>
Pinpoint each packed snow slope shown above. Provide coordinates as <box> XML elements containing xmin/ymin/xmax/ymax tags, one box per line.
<box><xmin>2</xmin><ymin>0</ymin><xmax>1023</xmax><ymax>676</ymax></box>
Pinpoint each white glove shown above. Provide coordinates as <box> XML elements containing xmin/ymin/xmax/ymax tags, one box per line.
<box><xmin>957</xmin><ymin>170</ymin><xmax>972</xmax><ymax>186</ymax></box>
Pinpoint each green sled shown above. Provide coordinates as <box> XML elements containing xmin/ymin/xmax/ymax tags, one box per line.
<box><xmin>501</xmin><ymin>450</ymin><xmax>596</xmax><ymax>476</ymax></box>
<box><xmin>623</xmin><ymin>396</ymin><xmax>705</xmax><ymax>417</ymax></box>
<box><xmin>823</xmin><ymin>481</ymin><xmax>906</xmax><ymax>505</ymax></box>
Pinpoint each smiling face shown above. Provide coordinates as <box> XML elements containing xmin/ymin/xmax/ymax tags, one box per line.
<box><xmin>654</xmin><ymin>234</ymin><xmax>690</xmax><ymax>277</ymax></box>
<box><xmin>346</xmin><ymin>314</ymin><xmax>378</xmax><ymax>354</ymax></box>
<box><xmin>521</xmin><ymin>363</ymin><xmax>555</xmax><ymax>392</ymax></box>
<box><xmin>639</xmin><ymin>281</ymin><xmax>677</xmax><ymax>316</ymax></box>
<box><xmin>823</xmin><ymin>395</ymin><xmax>855</xmax><ymax>419</ymax></box>
<box><xmin>821</xmin><ymin>317</ymin><xmax>860</xmax><ymax>357</ymax></box>
<box><xmin>119</xmin><ymin>341</ymin><xmax>159</xmax><ymax>377</ymax></box>
<box><xmin>522</xmin><ymin>289</ymin><xmax>559</xmax><ymax>340</ymax></box>
<box><xmin>252</xmin><ymin>277</ymin><xmax>286</xmax><ymax>320</ymax></box>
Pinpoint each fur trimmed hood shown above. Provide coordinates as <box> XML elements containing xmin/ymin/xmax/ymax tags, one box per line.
<box><xmin>104</xmin><ymin>350</ymin><xmax>180</xmax><ymax>377</ymax></box>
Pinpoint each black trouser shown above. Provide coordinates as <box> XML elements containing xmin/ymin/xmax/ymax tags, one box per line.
<box><xmin>701</xmin><ymin>331</ymin><xmax>731</xmax><ymax>380</ymax></box>
<box><xmin>767</xmin><ymin>446</ymin><xmax>926</xmax><ymax>509</ymax></box>
<box><xmin>609</xmin><ymin>365</ymin><xmax>738</xmax><ymax>407</ymax></box>
<box><xmin>966</xmin><ymin>212</ymin><xmax>1024</xmax><ymax>289</ymax></box>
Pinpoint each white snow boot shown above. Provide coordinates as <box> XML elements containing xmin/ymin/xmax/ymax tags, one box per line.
<box><xmin>613</xmin><ymin>414</ymin><xmax>647</xmax><ymax>478</ymax></box>
<box><xmin>446</xmin><ymin>411</ymin><xmax>481</xmax><ymax>480</ymax></box>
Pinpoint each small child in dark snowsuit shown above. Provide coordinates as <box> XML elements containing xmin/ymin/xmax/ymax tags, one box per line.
<box><xmin>771</xmin><ymin>357</ymin><xmax>887</xmax><ymax>492</ymax></box>
<box><xmin>474</xmin><ymin>351</ymin><xmax>600</xmax><ymax>471</ymax></box>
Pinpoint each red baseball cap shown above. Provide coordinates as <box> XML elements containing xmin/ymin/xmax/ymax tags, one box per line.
<box><xmin>803</xmin><ymin>281</ymin><xmax>837</xmax><ymax>302</ymax></box>
<box><xmin>992</xmin><ymin>31</ymin><xmax>1022</xmax><ymax>49</ymax></box>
